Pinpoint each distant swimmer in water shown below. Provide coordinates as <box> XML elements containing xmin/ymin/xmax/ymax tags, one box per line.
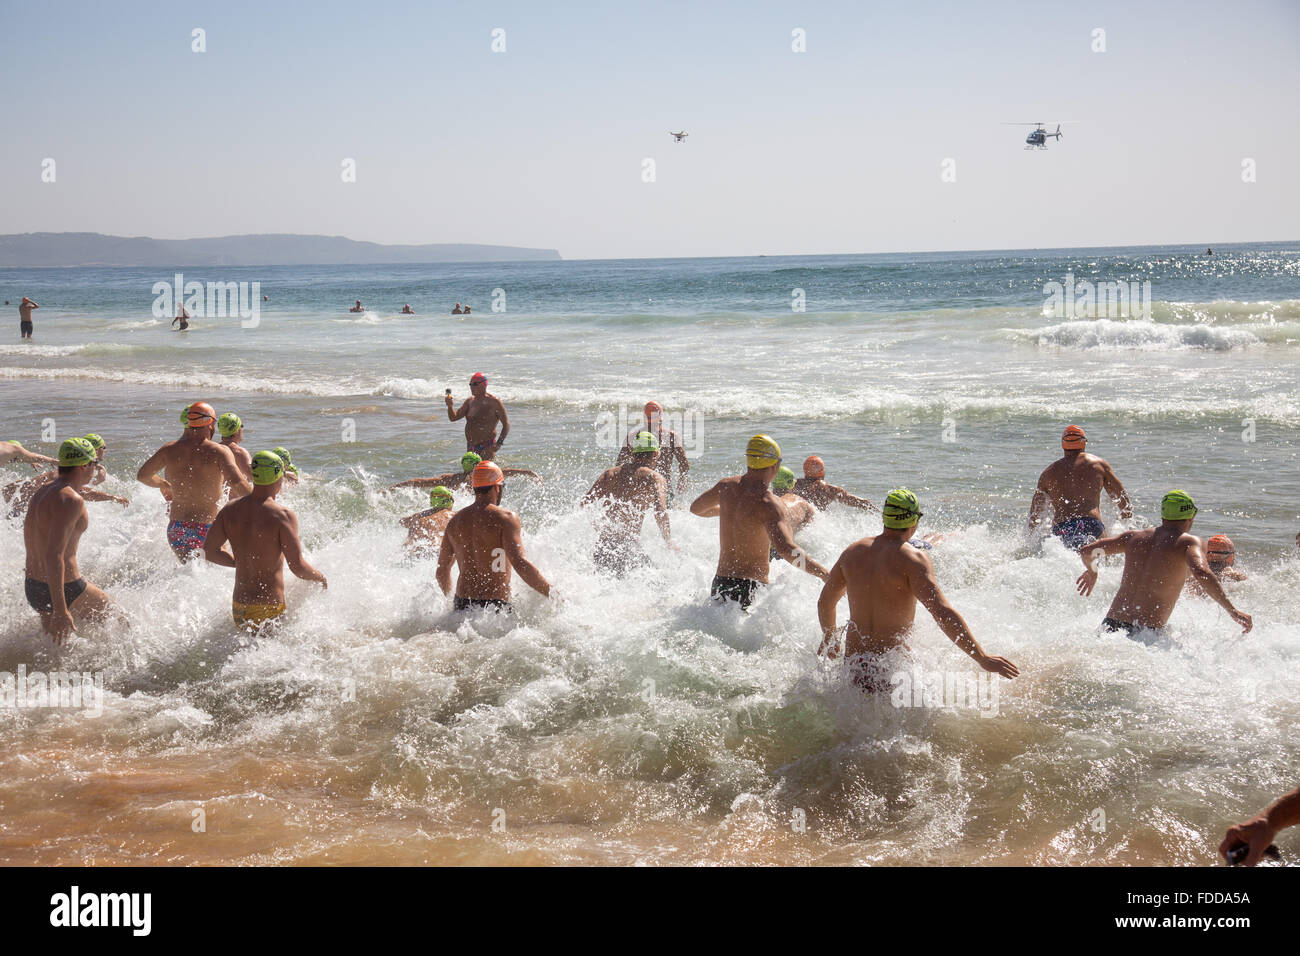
<box><xmin>463</xmin><ymin>305</ymin><xmax>471</xmax><ymax>314</ymax></box>
<box><xmin>817</xmin><ymin>488</ymin><xmax>1019</xmax><ymax>692</ymax></box>
<box><xmin>792</xmin><ymin>456</ymin><xmax>878</xmax><ymax>512</ymax></box>
<box><xmin>1207</xmin><ymin>248</ymin><xmax>1213</xmax><ymax>256</ymax></box>
<box><xmin>204</xmin><ymin>450</ymin><xmax>327</xmax><ymax>631</ymax></box>
<box><xmin>349</xmin><ymin>300</ymin><xmax>364</xmax><ymax>313</ymax></box>
<box><xmin>172</xmin><ymin>305</ymin><xmax>190</xmax><ymax>330</ymax></box>
<box><xmin>400</xmin><ymin>304</ymin><xmax>415</xmax><ymax>315</ymax></box>
<box><xmin>18</xmin><ymin>296</ymin><xmax>38</xmax><ymax>340</ymax></box>
<box><xmin>616</xmin><ymin>400</ymin><xmax>691</xmax><ymax>499</ymax></box>
<box><xmin>1076</xmin><ymin>490</ymin><xmax>1251</xmax><ymax>637</ymax></box>
<box><xmin>272</xmin><ymin>446</ymin><xmax>300</xmax><ymax>485</ymax></box>
<box><xmin>452</xmin><ymin>303</ymin><xmax>463</xmax><ymax>315</ymax></box>
<box><xmin>1027</xmin><ymin>425</ymin><xmax>1132</xmax><ymax>551</ymax></box>
<box><xmin>445</xmin><ymin>372</ymin><xmax>509</xmax><ymax>461</ymax></box>
<box><xmin>436</xmin><ymin>461</ymin><xmax>552</xmax><ymax>613</ymax></box>
<box><xmin>136</xmin><ymin>402</ymin><xmax>252</xmax><ymax>563</ymax></box>
<box><xmin>582</xmin><ymin>431</ymin><xmax>673</xmax><ymax>575</ymax></box>
<box><xmin>1220</xmin><ymin>784</ymin><xmax>1298</xmax><ymax>866</ymax></box>
<box><xmin>217</xmin><ymin>413</ymin><xmax>253</xmax><ymax>485</ymax></box>
<box><xmin>400</xmin><ymin>485</ymin><xmax>456</xmax><ymax>557</ymax></box>
<box><xmin>22</xmin><ymin>438</ymin><xmax>124</xmax><ymax>644</ymax></box>
<box><xmin>690</xmin><ymin>434</ymin><xmax>829</xmax><ymax>610</ymax></box>
<box><xmin>1185</xmin><ymin>534</ymin><xmax>1247</xmax><ymax>596</ymax></box>
<box><xmin>0</xmin><ymin>439</ymin><xmax>57</xmax><ymax>470</ymax></box>
<box><xmin>389</xmin><ymin>451</ymin><xmax>541</xmax><ymax>493</ymax></box>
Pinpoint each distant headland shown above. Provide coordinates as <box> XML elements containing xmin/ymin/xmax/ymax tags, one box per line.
<box><xmin>0</xmin><ymin>232</ymin><xmax>563</xmax><ymax>267</ymax></box>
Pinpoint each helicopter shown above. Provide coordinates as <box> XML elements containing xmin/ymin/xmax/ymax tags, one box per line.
<box><xmin>669</xmin><ymin>130</ymin><xmax>689</xmax><ymax>143</ymax></box>
<box><xmin>1004</xmin><ymin>122</ymin><xmax>1066</xmax><ymax>149</ymax></box>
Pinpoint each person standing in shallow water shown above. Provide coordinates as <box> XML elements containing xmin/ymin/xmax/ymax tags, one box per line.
<box><xmin>1027</xmin><ymin>425</ymin><xmax>1132</xmax><ymax>551</ymax></box>
<box><xmin>445</xmin><ymin>372</ymin><xmax>509</xmax><ymax>461</ymax></box>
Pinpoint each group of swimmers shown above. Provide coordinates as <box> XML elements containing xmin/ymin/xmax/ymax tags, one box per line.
<box><xmin>346</xmin><ymin>301</ymin><xmax>471</xmax><ymax>315</ymax></box>
<box><xmin>4</xmin><ymin>373</ymin><xmax>1295</xmax><ymax>865</ymax></box>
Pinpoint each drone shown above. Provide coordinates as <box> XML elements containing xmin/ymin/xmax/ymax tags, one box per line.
<box><xmin>669</xmin><ymin>130</ymin><xmax>689</xmax><ymax>143</ymax></box>
<box><xmin>1004</xmin><ymin>122</ymin><xmax>1068</xmax><ymax>149</ymax></box>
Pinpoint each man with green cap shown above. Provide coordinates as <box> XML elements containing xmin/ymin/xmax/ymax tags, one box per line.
<box><xmin>772</xmin><ymin>465</ymin><xmax>815</xmax><ymax>535</ymax></box>
<box><xmin>400</xmin><ymin>485</ymin><xmax>457</xmax><ymax>557</ymax></box>
<box><xmin>582</xmin><ymin>430</ymin><xmax>673</xmax><ymax>575</ymax></box>
<box><xmin>21</xmin><ymin>438</ymin><xmax>121</xmax><ymax>644</ymax></box>
<box><xmin>389</xmin><ymin>451</ymin><xmax>540</xmax><ymax>493</ymax></box>
<box><xmin>203</xmin><ymin>450</ymin><xmax>327</xmax><ymax>630</ymax></box>
<box><xmin>0</xmin><ymin>439</ymin><xmax>57</xmax><ymax>470</ymax></box>
<box><xmin>1076</xmin><ymin>489</ymin><xmax>1251</xmax><ymax>636</ymax></box>
<box><xmin>817</xmin><ymin>488</ymin><xmax>1019</xmax><ymax>690</ymax></box>
<box><xmin>690</xmin><ymin>434</ymin><xmax>829</xmax><ymax>609</ymax></box>
<box><xmin>217</xmin><ymin>413</ymin><xmax>253</xmax><ymax>483</ymax></box>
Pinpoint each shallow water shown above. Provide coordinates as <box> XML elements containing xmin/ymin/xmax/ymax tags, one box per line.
<box><xmin>2</xmin><ymin>245</ymin><xmax>1297</xmax><ymax>864</ymax></box>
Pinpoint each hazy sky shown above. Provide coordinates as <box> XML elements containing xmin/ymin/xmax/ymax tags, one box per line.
<box><xmin>2</xmin><ymin>0</ymin><xmax>1297</xmax><ymax>259</ymax></box>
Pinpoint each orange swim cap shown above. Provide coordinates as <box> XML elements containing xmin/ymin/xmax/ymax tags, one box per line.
<box><xmin>471</xmin><ymin>461</ymin><xmax>504</xmax><ymax>489</ymax></box>
<box><xmin>645</xmin><ymin>400</ymin><xmax>662</xmax><ymax>417</ymax></box>
<box><xmin>1061</xmin><ymin>425</ymin><xmax>1087</xmax><ymax>450</ymax></box>
<box><xmin>187</xmin><ymin>401</ymin><xmax>217</xmax><ymax>428</ymax></box>
<box><xmin>1206</xmin><ymin>534</ymin><xmax>1235</xmax><ymax>564</ymax></box>
<box><xmin>803</xmin><ymin>455</ymin><xmax>825</xmax><ymax>478</ymax></box>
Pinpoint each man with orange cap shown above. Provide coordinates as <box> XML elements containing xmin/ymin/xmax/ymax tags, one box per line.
<box><xmin>616</xmin><ymin>400</ymin><xmax>691</xmax><ymax>499</ymax></box>
<box><xmin>1027</xmin><ymin>425</ymin><xmax>1132</xmax><ymax>551</ymax></box>
<box><xmin>137</xmin><ymin>401</ymin><xmax>253</xmax><ymax>562</ymax></box>
<box><xmin>689</xmin><ymin>434</ymin><xmax>829</xmax><ymax>609</ymax></box>
<box><xmin>1186</xmin><ymin>534</ymin><xmax>1247</xmax><ymax>595</ymax></box>
<box><xmin>445</xmin><ymin>372</ymin><xmax>510</xmax><ymax>461</ymax></box>
<box><xmin>436</xmin><ymin>460</ymin><xmax>551</xmax><ymax>612</ymax></box>
<box><xmin>792</xmin><ymin>455</ymin><xmax>878</xmax><ymax>513</ymax></box>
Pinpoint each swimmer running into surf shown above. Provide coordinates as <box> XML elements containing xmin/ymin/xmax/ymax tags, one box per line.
<box><xmin>400</xmin><ymin>485</ymin><xmax>456</xmax><ymax>557</ymax></box>
<box><xmin>582</xmin><ymin>431</ymin><xmax>673</xmax><ymax>575</ymax></box>
<box><xmin>690</xmin><ymin>434</ymin><xmax>828</xmax><ymax>610</ymax></box>
<box><xmin>203</xmin><ymin>450</ymin><xmax>327</xmax><ymax>631</ymax></box>
<box><xmin>1185</xmin><ymin>534</ymin><xmax>1247</xmax><ymax>596</ymax></box>
<box><xmin>817</xmin><ymin>488</ymin><xmax>1019</xmax><ymax>692</ymax></box>
<box><xmin>1076</xmin><ymin>490</ymin><xmax>1251</xmax><ymax>636</ymax></box>
<box><xmin>793</xmin><ymin>456</ymin><xmax>878</xmax><ymax>512</ymax></box>
<box><xmin>1028</xmin><ymin>425</ymin><xmax>1132</xmax><ymax>550</ymax></box>
<box><xmin>136</xmin><ymin>402</ymin><xmax>252</xmax><ymax>562</ymax></box>
<box><xmin>435</xmin><ymin>461</ymin><xmax>551</xmax><ymax>613</ymax></box>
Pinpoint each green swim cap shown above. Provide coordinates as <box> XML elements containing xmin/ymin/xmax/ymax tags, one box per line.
<box><xmin>882</xmin><ymin>488</ymin><xmax>923</xmax><ymax>529</ymax></box>
<box><xmin>1161</xmin><ymin>489</ymin><xmax>1197</xmax><ymax>521</ymax></box>
<box><xmin>179</xmin><ymin>403</ymin><xmax>192</xmax><ymax>426</ymax></box>
<box><xmin>250</xmin><ymin>450</ymin><xmax>285</xmax><ymax>486</ymax></box>
<box><xmin>58</xmin><ymin>437</ymin><xmax>96</xmax><ymax>468</ymax></box>
<box><xmin>429</xmin><ymin>485</ymin><xmax>454</xmax><ymax>510</ymax></box>
<box><xmin>7</xmin><ymin>440</ymin><xmax>21</xmax><ymax>447</ymax></box>
<box><xmin>461</xmin><ymin>451</ymin><xmax>482</xmax><ymax>472</ymax></box>
<box><xmin>84</xmin><ymin>433</ymin><xmax>105</xmax><ymax>450</ymax></box>
<box><xmin>772</xmin><ymin>465</ymin><xmax>795</xmax><ymax>492</ymax></box>
<box><xmin>272</xmin><ymin>446</ymin><xmax>292</xmax><ymax>465</ymax></box>
<box><xmin>218</xmin><ymin>413</ymin><xmax>242</xmax><ymax>438</ymax></box>
<box><xmin>632</xmin><ymin>430</ymin><xmax>660</xmax><ymax>454</ymax></box>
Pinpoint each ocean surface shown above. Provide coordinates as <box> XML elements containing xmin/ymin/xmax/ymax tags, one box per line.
<box><xmin>1</xmin><ymin>243</ymin><xmax>1298</xmax><ymax>865</ymax></box>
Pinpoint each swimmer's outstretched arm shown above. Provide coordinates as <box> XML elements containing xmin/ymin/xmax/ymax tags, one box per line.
<box><xmin>831</xmin><ymin>485</ymin><xmax>878</xmax><ymax>513</ymax></box>
<box><xmin>1026</xmin><ymin>485</ymin><xmax>1049</xmax><ymax>532</ymax></box>
<box><xmin>501</xmin><ymin>468</ymin><xmax>541</xmax><ymax>480</ymax></box>
<box><xmin>80</xmin><ymin>488</ymin><xmax>128</xmax><ymax>506</ymax></box>
<box><xmin>1221</xmin><ymin>785</ymin><xmax>1300</xmax><ymax>866</ymax></box>
<box><xmin>911</xmin><ymin>555</ymin><xmax>1018</xmax><ymax>678</ymax></box>
<box><xmin>1184</xmin><ymin>538</ymin><xmax>1251</xmax><ymax>632</ymax></box>
<box><xmin>652</xmin><ymin>475</ymin><xmax>672</xmax><ymax>545</ymax></box>
<box><xmin>1075</xmin><ymin>532</ymin><xmax>1132</xmax><ymax>595</ymax></box>
<box><xmin>390</xmin><ymin>473</ymin><xmax>458</xmax><ymax>490</ymax></box>
<box><xmin>816</xmin><ymin>559</ymin><xmax>848</xmax><ymax>657</ymax></box>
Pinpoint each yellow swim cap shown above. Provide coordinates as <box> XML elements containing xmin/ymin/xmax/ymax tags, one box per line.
<box><xmin>429</xmin><ymin>486</ymin><xmax>454</xmax><ymax>510</ymax></box>
<box><xmin>58</xmin><ymin>437</ymin><xmax>96</xmax><ymax>468</ymax></box>
<box><xmin>632</xmin><ymin>431</ymin><xmax>660</xmax><ymax>454</ymax></box>
<box><xmin>882</xmin><ymin>488</ymin><xmax>923</xmax><ymax>529</ymax></box>
<box><xmin>461</xmin><ymin>451</ymin><xmax>482</xmax><ymax>472</ymax></box>
<box><xmin>218</xmin><ymin>413</ymin><xmax>242</xmax><ymax>438</ymax></box>
<box><xmin>250</xmin><ymin>450</ymin><xmax>285</xmax><ymax>486</ymax></box>
<box><xmin>1161</xmin><ymin>489</ymin><xmax>1197</xmax><ymax>521</ymax></box>
<box><xmin>746</xmin><ymin>434</ymin><xmax>781</xmax><ymax>469</ymax></box>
